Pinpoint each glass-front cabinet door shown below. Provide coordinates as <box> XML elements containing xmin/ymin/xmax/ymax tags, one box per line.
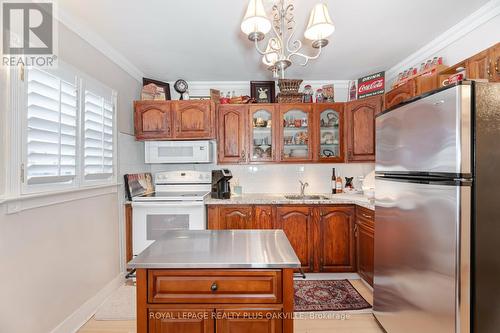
<box><xmin>279</xmin><ymin>105</ymin><xmax>313</xmax><ymax>162</ymax></box>
<box><xmin>249</xmin><ymin>105</ymin><xmax>276</xmax><ymax>162</ymax></box>
<box><xmin>315</xmin><ymin>103</ymin><xmax>344</xmax><ymax>162</ymax></box>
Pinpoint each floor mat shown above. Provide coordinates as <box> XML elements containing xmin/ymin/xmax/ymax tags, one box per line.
<box><xmin>294</xmin><ymin>279</ymin><xmax>372</xmax><ymax>312</ymax></box>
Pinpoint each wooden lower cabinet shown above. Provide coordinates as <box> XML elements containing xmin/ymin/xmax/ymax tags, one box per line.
<box><xmin>356</xmin><ymin>206</ymin><xmax>375</xmax><ymax>286</ymax></box>
<box><xmin>138</xmin><ymin>269</ymin><xmax>292</xmax><ymax>333</ymax></box>
<box><xmin>218</xmin><ymin>206</ymin><xmax>253</xmax><ymax>229</ymax></box>
<box><xmin>275</xmin><ymin>206</ymin><xmax>314</xmax><ymax>272</ymax></box>
<box><xmin>148</xmin><ymin>308</ymin><xmax>214</xmax><ymax>333</ymax></box>
<box><xmin>216</xmin><ymin>308</ymin><xmax>283</xmax><ymax>333</ymax></box>
<box><xmin>254</xmin><ymin>206</ymin><xmax>274</xmax><ymax>229</ymax></box>
<box><xmin>207</xmin><ymin>204</ymin><xmax>359</xmax><ymax>273</ymax></box>
<box><xmin>317</xmin><ymin>206</ymin><xmax>356</xmax><ymax>272</ymax></box>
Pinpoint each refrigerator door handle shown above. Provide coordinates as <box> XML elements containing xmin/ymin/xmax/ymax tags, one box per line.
<box><xmin>457</xmin><ymin>186</ymin><xmax>471</xmax><ymax>333</ymax></box>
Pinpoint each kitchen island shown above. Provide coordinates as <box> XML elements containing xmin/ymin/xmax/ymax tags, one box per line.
<box><xmin>128</xmin><ymin>229</ymin><xmax>300</xmax><ymax>333</ymax></box>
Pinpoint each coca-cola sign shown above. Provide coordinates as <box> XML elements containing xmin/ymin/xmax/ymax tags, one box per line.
<box><xmin>357</xmin><ymin>71</ymin><xmax>385</xmax><ymax>99</ymax></box>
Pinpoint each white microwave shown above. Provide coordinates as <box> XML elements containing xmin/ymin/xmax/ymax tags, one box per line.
<box><xmin>145</xmin><ymin>141</ymin><xmax>213</xmax><ymax>164</ymax></box>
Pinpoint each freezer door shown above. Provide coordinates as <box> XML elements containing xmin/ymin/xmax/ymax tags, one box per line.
<box><xmin>373</xmin><ymin>177</ymin><xmax>470</xmax><ymax>333</ymax></box>
<box><xmin>376</xmin><ymin>85</ymin><xmax>472</xmax><ymax>176</ymax></box>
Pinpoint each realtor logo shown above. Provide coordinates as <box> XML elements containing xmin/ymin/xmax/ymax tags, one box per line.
<box><xmin>2</xmin><ymin>1</ymin><xmax>57</xmax><ymax>67</ymax></box>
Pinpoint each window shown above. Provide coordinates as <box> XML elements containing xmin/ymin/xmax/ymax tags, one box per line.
<box><xmin>20</xmin><ymin>64</ymin><xmax>116</xmax><ymax>193</ymax></box>
<box><xmin>25</xmin><ymin>68</ymin><xmax>78</xmax><ymax>186</ymax></box>
<box><xmin>83</xmin><ymin>87</ymin><xmax>114</xmax><ymax>181</ymax></box>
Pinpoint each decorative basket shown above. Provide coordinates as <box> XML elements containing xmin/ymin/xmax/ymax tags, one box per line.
<box><xmin>278</xmin><ymin>79</ymin><xmax>303</xmax><ymax>94</ymax></box>
<box><xmin>277</xmin><ymin>92</ymin><xmax>304</xmax><ymax>103</ymax></box>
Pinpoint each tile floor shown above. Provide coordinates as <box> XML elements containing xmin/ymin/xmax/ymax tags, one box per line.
<box><xmin>78</xmin><ymin>274</ymin><xmax>384</xmax><ymax>333</ymax></box>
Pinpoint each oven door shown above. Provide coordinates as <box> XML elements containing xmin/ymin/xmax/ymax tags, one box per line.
<box><xmin>131</xmin><ymin>201</ymin><xmax>206</xmax><ymax>256</ymax></box>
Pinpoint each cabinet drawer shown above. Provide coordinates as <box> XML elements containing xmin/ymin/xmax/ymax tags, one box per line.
<box><xmin>356</xmin><ymin>206</ymin><xmax>374</xmax><ymax>224</ymax></box>
<box><xmin>148</xmin><ymin>270</ymin><xmax>282</xmax><ymax>304</ymax></box>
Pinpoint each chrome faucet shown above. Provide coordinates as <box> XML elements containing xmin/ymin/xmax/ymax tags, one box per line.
<box><xmin>299</xmin><ymin>180</ymin><xmax>309</xmax><ymax>197</ymax></box>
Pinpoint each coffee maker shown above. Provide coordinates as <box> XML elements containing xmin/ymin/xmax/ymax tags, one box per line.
<box><xmin>211</xmin><ymin>169</ymin><xmax>232</xmax><ymax>199</ymax></box>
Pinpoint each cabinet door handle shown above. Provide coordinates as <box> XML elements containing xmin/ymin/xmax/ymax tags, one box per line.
<box><xmin>361</xmin><ymin>213</ymin><xmax>372</xmax><ymax>219</ymax></box>
<box><xmin>210</xmin><ymin>282</ymin><xmax>218</xmax><ymax>292</ymax></box>
<box><xmin>240</xmin><ymin>150</ymin><xmax>246</xmax><ymax>162</ymax></box>
<box><xmin>354</xmin><ymin>224</ymin><xmax>358</xmax><ymax>237</ymax></box>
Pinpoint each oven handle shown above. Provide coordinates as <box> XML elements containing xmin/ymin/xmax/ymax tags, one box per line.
<box><xmin>131</xmin><ymin>201</ymin><xmax>206</xmax><ymax>208</ymax></box>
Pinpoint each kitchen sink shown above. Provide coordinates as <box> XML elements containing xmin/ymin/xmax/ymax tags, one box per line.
<box><xmin>284</xmin><ymin>194</ymin><xmax>328</xmax><ymax>200</ymax></box>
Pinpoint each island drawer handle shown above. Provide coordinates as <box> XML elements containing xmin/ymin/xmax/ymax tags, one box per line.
<box><xmin>210</xmin><ymin>282</ymin><xmax>218</xmax><ymax>292</ymax></box>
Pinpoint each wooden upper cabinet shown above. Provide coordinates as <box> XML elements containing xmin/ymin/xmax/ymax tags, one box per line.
<box><xmin>345</xmin><ymin>96</ymin><xmax>382</xmax><ymax>162</ymax></box>
<box><xmin>218</xmin><ymin>206</ymin><xmax>253</xmax><ymax>229</ymax></box>
<box><xmin>172</xmin><ymin>101</ymin><xmax>214</xmax><ymax>139</ymax></box>
<box><xmin>134</xmin><ymin>101</ymin><xmax>172</xmax><ymax>140</ymax></box>
<box><xmin>218</xmin><ymin>105</ymin><xmax>248</xmax><ymax>164</ymax></box>
<box><xmin>489</xmin><ymin>43</ymin><xmax>500</xmax><ymax>82</ymax></box>
<box><xmin>384</xmin><ymin>80</ymin><xmax>415</xmax><ymax>110</ymax></box>
<box><xmin>278</xmin><ymin>104</ymin><xmax>313</xmax><ymax>162</ymax></box>
<box><xmin>274</xmin><ymin>206</ymin><xmax>313</xmax><ymax>272</ymax></box>
<box><xmin>249</xmin><ymin>105</ymin><xmax>277</xmax><ymax>162</ymax></box>
<box><xmin>317</xmin><ymin>206</ymin><xmax>356</xmax><ymax>272</ymax></box>
<box><xmin>466</xmin><ymin>48</ymin><xmax>491</xmax><ymax>80</ymax></box>
<box><xmin>313</xmin><ymin>103</ymin><xmax>345</xmax><ymax>163</ymax></box>
<box><xmin>134</xmin><ymin>100</ymin><xmax>214</xmax><ymax>140</ymax></box>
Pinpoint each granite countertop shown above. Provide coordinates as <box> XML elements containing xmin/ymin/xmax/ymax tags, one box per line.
<box><xmin>128</xmin><ymin>230</ymin><xmax>301</xmax><ymax>269</ymax></box>
<box><xmin>205</xmin><ymin>193</ymin><xmax>374</xmax><ymax>210</ymax></box>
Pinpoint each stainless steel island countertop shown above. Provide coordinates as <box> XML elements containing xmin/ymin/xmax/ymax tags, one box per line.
<box><xmin>127</xmin><ymin>230</ymin><xmax>301</xmax><ymax>269</ymax></box>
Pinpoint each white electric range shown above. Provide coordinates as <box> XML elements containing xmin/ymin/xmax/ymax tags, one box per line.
<box><xmin>131</xmin><ymin>170</ymin><xmax>211</xmax><ymax>255</ymax></box>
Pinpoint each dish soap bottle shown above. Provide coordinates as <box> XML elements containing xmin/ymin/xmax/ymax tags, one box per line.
<box><xmin>335</xmin><ymin>175</ymin><xmax>343</xmax><ymax>193</ymax></box>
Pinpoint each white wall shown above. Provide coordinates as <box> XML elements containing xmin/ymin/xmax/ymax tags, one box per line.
<box><xmin>0</xmin><ymin>23</ymin><xmax>145</xmax><ymax>333</ymax></box>
<box><xmin>0</xmin><ymin>67</ymin><xmax>8</xmax><ymax>197</ymax></box>
<box><xmin>151</xmin><ymin>161</ymin><xmax>374</xmax><ymax>194</ymax></box>
<box><xmin>386</xmin><ymin>1</ymin><xmax>500</xmax><ymax>83</ymax></box>
<box><xmin>0</xmin><ymin>194</ymin><xmax>119</xmax><ymax>333</ymax></box>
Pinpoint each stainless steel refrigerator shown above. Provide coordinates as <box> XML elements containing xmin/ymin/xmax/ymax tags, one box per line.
<box><xmin>374</xmin><ymin>81</ymin><xmax>500</xmax><ymax>333</ymax></box>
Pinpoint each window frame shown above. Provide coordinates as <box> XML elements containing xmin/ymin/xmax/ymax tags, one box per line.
<box><xmin>16</xmin><ymin>62</ymin><xmax>117</xmax><ymax>195</ymax></box>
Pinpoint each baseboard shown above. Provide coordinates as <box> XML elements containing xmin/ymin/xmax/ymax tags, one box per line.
<box><xmin>359</xmin><ymin>278</ymin><xmax>374</xmax><ymax>292</ymax></box>
<box><xmin>49</xmin><ymin>273</ymin><xmax>125</xmax><ymax>333</ymax></box>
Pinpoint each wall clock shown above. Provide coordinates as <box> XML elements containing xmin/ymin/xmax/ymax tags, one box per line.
<box><xmin>174</xmin><ymin>79</ymin><xmax>188</xmax><ymax>100</ymax></box>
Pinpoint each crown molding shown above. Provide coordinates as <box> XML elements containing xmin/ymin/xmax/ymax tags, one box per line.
<box><xmin>57</xmin><ymin>8</ymin><xmax>144</xmax><ymax>82</ymax></box>
<box><xmin>386</xmin><ymin>0</ymin><xmax>500</xmax><ymax>81</ymax></box>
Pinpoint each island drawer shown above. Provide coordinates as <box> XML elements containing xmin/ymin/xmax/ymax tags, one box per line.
<box><xmin>148</xmin><ymin>269</ymin><xmax>282</xmax><ymax>304</ymax></box>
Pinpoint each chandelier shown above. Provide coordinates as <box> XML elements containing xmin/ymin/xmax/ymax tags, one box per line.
<box><xmin>241</xmin><ymin>0</ymin><xmax>335</xmax><ymax>79</ymax></box>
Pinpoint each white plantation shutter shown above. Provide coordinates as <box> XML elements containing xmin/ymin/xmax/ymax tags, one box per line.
<box><xmin>83</xmin><ymin>88</ymin><xmax>114</xmax><ymax>180</ymax></box>
<box><xmin>26</xmin><ymin>68</ymin><xmax>77</xmax><ymax>185</ymax></box>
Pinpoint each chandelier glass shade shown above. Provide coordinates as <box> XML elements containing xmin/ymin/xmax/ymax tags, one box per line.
<box><xmin>241</xmin><ymin>0</ymin><xmax>272</xmax><ymax>38</ymax></box>
<box><xmin>241</xmin><ymin>0</ymin><xmax>335</xmax><ymax>78</ymax></box>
